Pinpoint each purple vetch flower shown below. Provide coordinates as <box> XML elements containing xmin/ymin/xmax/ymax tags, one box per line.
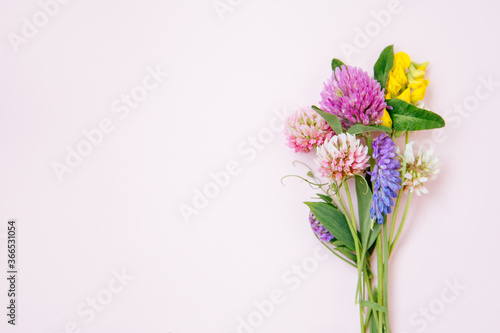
<box><xmin>369</xmin><ymin>134</ymin><xmax>401</xmax><ymax>224</ymax></box>
<box><xmin>309</xmin><ymin>211</ymin><xmax>334</xmax><ymax>242</ymax></box>
<box><xmin>319</xmin><ymin>65</ymin><xmax>387</xmax><ymax>129</ymax></box>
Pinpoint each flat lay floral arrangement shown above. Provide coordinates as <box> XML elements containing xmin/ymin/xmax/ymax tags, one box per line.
<box><xmin>283</xmin><ymin>45</ymin><xmax>445</xmax><ymax>333</ymax></box>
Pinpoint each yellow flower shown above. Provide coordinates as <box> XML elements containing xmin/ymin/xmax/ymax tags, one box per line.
<box><xmin>408</xmin><ymin>77</ymin><xmax>423</xmax><ymax>90</ymax></box>
<box><xmin>385</xmin><ymin>52</ymin><xmax>429</xmax><ymax>105</ymax></box>
<box><xmin>396</xmin><ymin>87</ymin><xmax>411</xmax><ymax>103</ymax></box>
<box><xmin>380</xmin><ymin>109</ymin><xmax>392</xmax><ymax>128</ymax></box>
<box><xmin>410</xmin><ymin>79</ymin><xmax>429</xmax><ymax>103</ymax></box>
<box><xmin>408</xmin><ymin>63</ymin><xmax>425</xmax><ymax>79</ymax></box>
<box><xmin>394</xmin><ymin>52</ymin><xmax>411</xmax><ymax>69</ymax></box>
<box><xmin>413</xmin><ymin>61</ymin><xmax>429</xmax><ymax>71</ymax></box>
<box><xmin>386</xmin><ymin>74</ymin><xmax>403</xmax><ymax>96</ymax></box>
<box><xmin>385</xmin><ymin>53</ymin><xmax>411</xmax><ymax>99</ymax></box>
<box><xmin>392</xmin><ymin>66</ymin><xmax>408</xmax><ymax>85</ymax></box>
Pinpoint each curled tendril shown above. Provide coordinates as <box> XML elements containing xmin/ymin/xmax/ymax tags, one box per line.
<box><xmin>282</xmin><ymin>160</ymin><xmax>330</xmax><ymax>192</ymax></box>
<box><xmin>292</xmin><ymin>160</ymin><xmax>315</xmax><ymax>172</ymax></box>
<box><xmin>333</xmin><ymin>174</ymin><xmax>370</xmax><ymax>196</ymax></box>
<box><xmin>354</xmin><ymin>174</ymin><xmax>370</xmax><ymax>195</ymax></box>
<box><xmin>327</xmin><ymin>177</ymin><xmax>343</xmax><ymax>197</ymax></box>
<box><xmin>293</xmin><ymin>161</ymin><xmax>321</xmax><ymax>179</ymax></box>
<box><xmin>281</xmin><ymin>175</ymin><xmax>328</xmax><ymax>189</ymax></box>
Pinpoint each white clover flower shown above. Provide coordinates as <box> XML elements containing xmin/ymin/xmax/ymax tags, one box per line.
<box><xmin>315</xmin><ymin>133</ymin><xmax>369</xmax><ymax>183</ymax></box>
<box><xmin>399</xmin><ymin>142</ymin><xmax>439</xmax><ymax>196</ymax></box>
<box><xmin>284</xmin><ymin>107</ymin><xmax>335</xmax><ymax>153</ymax></box>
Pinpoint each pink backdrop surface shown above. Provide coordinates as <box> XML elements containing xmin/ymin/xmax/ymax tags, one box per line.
<box><xmin>0</xmin><ymin>0</ymin><xmax>499</xmax><ymax>332</ymax></box>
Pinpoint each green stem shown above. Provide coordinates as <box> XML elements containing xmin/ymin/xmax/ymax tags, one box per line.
<box><xmin>334</xmin><ymin>183</ymin><xmax>349</xmax><ymax>219</ymax></box>
<box><xmin>344</xmin><ymin>181</ymin><xmax>363</xmax><ymax>288</ymax></box>
<box><xmin>376</xmin><ymin>233</ymin><xmax>384</xmax><ymax>333</ymax></box>
<box><xmin>343</xmin><ymin>182</ymin><xmax>365</xmax><ymax>332</ymax></box>
<box><xmin>318</xmin><ymin>240</ymin><xmax>357</xmax><ymax>268</ymax></box>
<box><xmin>359</xmin><ymin>300</ymin><xmax>365</xmax><ymax>333</ymax></box>
<box><xmin>366</xmin><ymin>133</ymin><xmax>375</xmax><ymax>171</ymax></box>
<box><xmin>335</xmin><ymin>182</ymin><xmax>362</xmax><ymax>265</ymax></box>
<box><xmin>390</xmin><ymin>193</ymin><xmax>413</xmax><ymax>256</ymax></box>
<box><xmin>389</xmin><ymin>131</ymin><xmax>409</xmax><ymax>244</ymax></box>
<box><xmin>344</xmin><ymin>183</ymin><xmax>358</xmax><ymax>244</ymax></box>
<box><xmin>388</xmin><ymin>194</ymin><xmax>402</xmax><ymax>243</ymax></box>
<box><xmin>364</xmin><ymin>310</ymin><xmax>372</xmax><ymax>332</ymax></box>
<box><xmin>363</xmin><ymin>263</ymin><xmax>380</xmax><ymax>330</ymax></box>
<box><xmin>358</xmin><ymin>250</ymin><xmax>367</xmax><ymax>301</ymax></box>
<box><xmin>383</xmin><ymin>221</ymin><xmax>391</xmax><ymax>333</ymax></box>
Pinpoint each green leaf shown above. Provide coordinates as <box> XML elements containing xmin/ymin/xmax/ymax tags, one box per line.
<box><xmin>361</xmin><ymin>300</ymin><xmax>388</xmax><ymax>313</ymax></box>
<box><xmin>364</xmin><ymin>173</ymin><xmax>373</xmax><ymax>191</ymax></box>
<box><xmin>330</xmin><ymin>239</ymin><xmax>344</xmax><ymax>247</ymax></box>
<box><xmin>367</xmin><ymin>223</ymin><xmax>382</xmax><ymax>250</ymax></box>
<box><xmin>355</xmin><ymin>176</ymin><xmax>372</xmax><ymax>249</ymax></box>
<box><xmin>316</xmin><ymin>193</ymin><xmax>334</xmax><ymax>204</ymax></box>
<box><xmin>354</xmin><ymin>175</ymin><xmax>380</xmax><ymax>267</ymax></box>
<box><xmin>335</xmin><ymin>246</ymin><xmax>357</xmax><ymax>263</ymax></box>
<box><xmin>365</xmin><ymin>262</ymin><xmax>375</xmax><ymax>279</ymax></box>
<box><xmin>369</xmin><ymin>312</ymin><xmax>379</xmax><ymax>333</ymax></box>
<box><xmin>374</xmin><ymin>45</ymin><xmax>394</xmax><ymax>88</ymax></box>
<box><xmin>304</xmin><ymin>202</ymin><xmax>355</xmax><ymax>251</ymax></box>
<box><xmin>311</xmin><ymin>105</ymin><xmax>343</xmax><ymax>134</ymax></box>
<box><xmin>394</xmin><ymin>130</ymin><xmax>405</xmax><ymax>138</ymax></box>
<box><xmin>331</xmin><ymin>58</ymin><xmax>345</xmax><ymax>71</ymax></box>
<box><xmin>386</xmin><ymin>99</ymin><xmax>445</xmax><ymax>131</ymax></box>
<box><xmin>347</xmin><ymin>124</ymin><xmax>392</xmax><ymax>135</ymax></box>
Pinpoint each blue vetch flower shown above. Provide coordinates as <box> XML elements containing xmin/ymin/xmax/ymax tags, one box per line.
<box><xmin>309</xmin><ymin>211</ymin><xmax>334</xmax><ymax>242</ymax></box>
<box><xmin>369</xmin><ymin>134</ymin><xmax>401</xmax><ymax>224</ymax></box>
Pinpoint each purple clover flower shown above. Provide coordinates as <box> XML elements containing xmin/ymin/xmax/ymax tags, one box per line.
<box><xmin>319</xmin><ymin>65</ymin><xmax>387</xmax><ymax>129</ymax></box>
<box><xmin>369</xmin><ymin>134</ymin><xmax>401</xmax><ymax>224</ymax></box>
<box><xmin>309</xmin><ymin>211</ymin><xmax>334</xmax><ymax>242</ymax></box>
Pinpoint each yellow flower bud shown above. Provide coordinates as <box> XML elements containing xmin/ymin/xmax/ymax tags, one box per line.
<box><xmin>385</xmin><ymin>52</ymin><xmax>430</xmax><ymax>106</ymax></box>
<box><xmin>410</xmin><ymin>81</ymin><xmax>428</xmax><ymax>103</ymax></box>
<box><xmin>380</xmin><ymin>109</ymin><xmax>392</xmax><ymax>128</ymax></box>
<box><xmin>409</xmin><ymin>77</ymin><xmax>425</xmax><ymax>90</ymax></box>
<box><xmin>394</xmin><ymin>52</ymin><xmax>411</xmax><ymax>69</ymax></box>
<box><xmin>413</xmin><ymin>61</ymin><xmax>429</xmax><ymax>71</ymax></box>
<box><xmin>397</xmin><ymin>87</ymin><xmax>411</xmax><ymax>103</ymax></box>
<box><xmin>392</xmin><ymin>66</ymin><xmax>408</xmax><ymax>85</ymax></box>
<box><xmin>409</xmin><ymin>63</ymin><xmax>425</xmax><ymax>79</ymax></box>
<box><xmin>387</xmin><ymin>75</ymin><xmax>403</xmax><ymax>96</ymax></box>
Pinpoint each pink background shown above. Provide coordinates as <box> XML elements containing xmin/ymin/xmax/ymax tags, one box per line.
<box><xmin>1</xmin><ymin>0</ymin><xmax>499</xmax><ymax>332</ymax></box>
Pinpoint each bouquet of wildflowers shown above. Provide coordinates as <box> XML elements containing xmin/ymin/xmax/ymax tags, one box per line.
<box><xmin>283</xmin><ymin>45</ymin><xmax>444</xmax><ymax>333</ymax></box>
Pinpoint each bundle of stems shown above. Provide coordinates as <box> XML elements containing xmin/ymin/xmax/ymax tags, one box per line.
<box><xmin>317</xmin><ymin>132</ymin><xmax>413</xmax><ymax>333</ymax></box>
